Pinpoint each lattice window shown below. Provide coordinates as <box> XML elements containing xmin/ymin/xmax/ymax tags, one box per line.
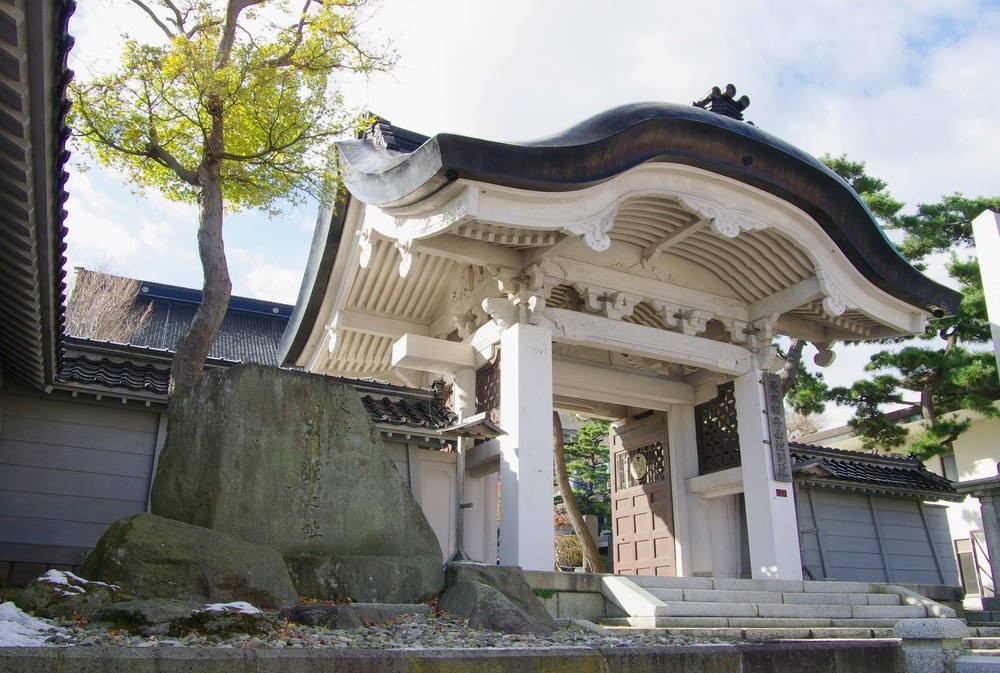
<box><xmin>476</xmin><ymin>351</ymin><xmax>501</xmax><ymax>426</ymax></box>
<box><xmin>615</xmin><ymin>441</ymin><xmax>666</xmax><ymax>489</ymax></box>
<box><xmin>695</xmin><ymin>382</ymin><xmax>741</xmax><ymax>475</ymax></box>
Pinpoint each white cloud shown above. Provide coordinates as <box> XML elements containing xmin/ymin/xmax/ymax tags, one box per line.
<box><xmin>63</xmin><ymin>0</ymin><xmax>999</xmax><ymax>403</ymax></box>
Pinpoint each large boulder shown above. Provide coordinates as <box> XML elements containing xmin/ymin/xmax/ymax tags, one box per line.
<box><xmin>81</xmin><ymin>514</ymin><xmax>298</xmax><ymax>607</ymax></box>
<box><xmin>149</xmin><ymin>364</ymin><xmax>444</xmax><ymax>603</ymax></box>
<box><xmin>444</xmin><ymin>563</ymin><xmax>557</xmax><ymax>631</ymax></box>
<box><xmin>437</xmin><ymin>581</ymin><xmax>555</xmax><ymax>636</ymax></box>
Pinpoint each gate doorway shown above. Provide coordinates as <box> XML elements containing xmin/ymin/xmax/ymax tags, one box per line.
<box><xmin>610</xmin><ymin>412</ymin><xmax>676</xmax><ymax>576</ymax></box>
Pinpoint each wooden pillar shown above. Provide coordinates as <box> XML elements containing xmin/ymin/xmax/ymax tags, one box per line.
<box><xmin>498</xmin><ymin>322</ymin><xmax>555</xmax><ymax>570</ymax></box>
<box><xmin>733</xmin><ymin>361</ymin><xmax>803</xmax><ymax>580</ymax></box>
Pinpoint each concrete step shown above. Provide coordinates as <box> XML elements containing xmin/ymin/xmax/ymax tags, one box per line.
<box><xmin>966</xmin><ymin>610</ymin><xmax>1000</xmax><ymax>625</ymax></box>
<box><xmin>958</xmin><ymin>655</ymin><xmax>1000</xmax><ymax>673</ymax></box>
<box><xmin>964</xmin><ymin>637</ymin><xmax>1000</xmax><ymax>650</ymax></box>
<box><xmin>644</xmin><ymin>587</ymin><xmax>904</xmax><ymax>607</ymax></box>
<box><xmin>604</xmin><ymin>616</ymin><xmax>905</xmax><ymax>629</ymax></box>
<box><xmin>647</xmin><ymin>600</ymin><xmax>925</xmax><ymax>620</ymax></box>
<box><xmin>968</xmin><ymin>626</ymin><xmax>1000</xmax><ymax>636</ymax></box>
<box><xmin>602</xmin><ymin>625</ymin><xmax>896</xmax><ymax>640</ymax></box>
<box><xmin>625</xmin><ymin>576</ymin><xmax>877</xmax><ymax>595</ymax></box>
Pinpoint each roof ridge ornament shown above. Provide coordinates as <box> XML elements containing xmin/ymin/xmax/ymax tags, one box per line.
<box><xmin>693</xmin><ymin>84</ymin><xmax>750</xmax><ymax>122</ymax></box>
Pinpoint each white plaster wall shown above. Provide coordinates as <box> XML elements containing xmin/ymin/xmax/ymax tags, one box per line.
<box><xmin>419</xmin><ymin>450</ymin><xmax>457</xmax><ymax>558</ymax></box>
<box><xmin>932</xmin><ymin>413</ymin><xmax>1000</xmax><ymax>542</ymax></box>
<box><xmin>462</xmin><ymin>471</ymin><xmax>499</xmax><ymax>564</ymax></box>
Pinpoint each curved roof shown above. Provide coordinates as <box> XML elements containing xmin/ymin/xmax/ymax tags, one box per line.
<box><xmin>337</xmin><ymin>102</ymin><xmax>959</xmax><ymax>316</ymax></box>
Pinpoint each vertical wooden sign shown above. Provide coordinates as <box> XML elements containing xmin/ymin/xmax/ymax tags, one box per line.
<box><xmin>762</xmin><ymin>372</ymin><xmax>792</xmax><ymax>482</ymax></box>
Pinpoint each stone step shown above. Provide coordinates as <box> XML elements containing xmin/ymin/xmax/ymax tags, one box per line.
<box><xmin>964</xmin><ymin>637</ymin><xmax>1000</xmax><ymax>650</ymax></box>
<box><xmin>604</xmin><ymin>616</ymin><xmax>905</xmax><ymax>629</ymax></box>
<box><xmin>648</xmin><ymin>600</ymin><xmax>925</xmax><ymax>620</ymax></box>
<box><xmin>644</xmin><ymin>587</ymin><xmax>902</xmax><ymax>607</ymax></box>
<box><xmin>968</xmin><ymin>626</ymin><xmax>1000</xmax><ymax>637</ymax></box>
<box><xmin>966</xmin><ymin>610</ymin><xmax>1000</xmax><ymax>625</ymax></box>
<box><xmin>602</xmin><ymin>625</ymin><xmax>896</xmax><ymax>640</ymax></box>
<box><xmin>959</xmin><ymin>655</ymin><xmax>1000</xmax><ymax>673</ymax></box>
<box><xmin>625</xmin><ymin>576</ymin><xmax>877</xmax><ymax>595</ymax></box>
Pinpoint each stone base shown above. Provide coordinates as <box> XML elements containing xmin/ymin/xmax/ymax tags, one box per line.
<box><xmin>285</xmin><ymin>554</ymin><xmax>443</xmax><ymax>604</ymax></box>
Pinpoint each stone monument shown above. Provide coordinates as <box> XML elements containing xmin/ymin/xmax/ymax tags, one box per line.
<box><xmin>149</xmin><ymin>364</ymin><xmax>445</xmax><ymax>603</ymax></box>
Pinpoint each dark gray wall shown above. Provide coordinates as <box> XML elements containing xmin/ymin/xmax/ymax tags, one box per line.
<box><xmin>0</xmin><ymin>390</ymin><xmax>160</xmax><ymax>575</ymax></box>
<box><xmin>798</xmin><ymin>486</ymin><xmax>959</xmax><ymax>586</ymax></box>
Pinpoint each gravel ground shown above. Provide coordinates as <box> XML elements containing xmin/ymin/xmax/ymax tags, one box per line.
<box><xmin>32</xmin><ymin>610</ymin><xmax>710</xmax><ymax>650</ymax></box>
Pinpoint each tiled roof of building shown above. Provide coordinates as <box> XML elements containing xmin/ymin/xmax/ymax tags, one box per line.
<box><xmin>58</xmin><ymin>329</ymin><xmax>457</xmax><ymax>434</ymax></box>
<box><xmin>0</xmin><ymin>1</ymin><xmax>75</xmax><ymax>390</ymax></box>
<box><xmin>123</xmin><ymin>278</ymin><xmax>293</xmax><ymax>366</ymax></box>
<box><xmin>790</xmin><ymin>442</ymin><xmax>961</xmax><ymax>501</ymax></box>
<box><xmin>362</xmin><ymin>392</ymin><xmax>457</xmax><ymax>429</ymax></box>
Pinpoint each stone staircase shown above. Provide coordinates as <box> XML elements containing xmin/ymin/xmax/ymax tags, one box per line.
<box><xmin>600</xmin><ymin>575</ymin><xmax>955</xmax><ymax>638</ymax></box>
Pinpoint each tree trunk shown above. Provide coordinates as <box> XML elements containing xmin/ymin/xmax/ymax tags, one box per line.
<box><xmin>552</xmin><ymin>411</ymin><xmax>606</xmax><ymax>573</ymax></box>
<box><xmin>168</xmin><ymin>96</ymin><xmax>232</xmax><ymax>399</ymax></box>
<box><xmin>779</xmin><ymin>338</ymin><xmax>806</xmax><ymax>396</ymax></box>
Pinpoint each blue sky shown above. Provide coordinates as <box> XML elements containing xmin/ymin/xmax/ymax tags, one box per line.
<box><xmin>65</xmin><ymin>0</ymin><xmax>1000</xmax><ymax>423</ymax></box>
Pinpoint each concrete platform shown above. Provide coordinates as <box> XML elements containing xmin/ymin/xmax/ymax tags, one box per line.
<box><xmin>0</xmin><ymin>641</ymin><xmax>905</xmax><ymax>673</ymax></box>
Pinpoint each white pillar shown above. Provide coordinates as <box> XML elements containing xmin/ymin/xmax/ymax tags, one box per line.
<box><xmin>972</xmin><ymin>210</ymin><xmax>1000</xmax><ymax>384</ymax></box>
<box><xmin>734</xmin><ymin>363</ymin><xmax>803</xmax><ymax>580</ymax></box>
<box><xmin>498</xmin><ymin>322</ymin><xmax>555</xmax><ymax>570</ymax></box>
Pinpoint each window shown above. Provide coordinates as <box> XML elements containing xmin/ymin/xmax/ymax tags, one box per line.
<box><xmin>941</xmin><ymin>453</ymin><xmax>959</xmax><ymax>482</ymax></box>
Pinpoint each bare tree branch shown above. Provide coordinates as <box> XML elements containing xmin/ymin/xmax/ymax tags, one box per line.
<box><xmin>130</xmin><ymin>0</ymin><xmax>177</xmax><ymax>39</ymax></box>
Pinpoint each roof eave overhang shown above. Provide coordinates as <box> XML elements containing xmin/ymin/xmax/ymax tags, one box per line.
<box><xmin>0</xmin><ymin>0</ymin><xmax>76</xmax><ymax>390</ymax></box>
<box><xmin>336</xmin><ymin>102</ymin><xmax>960</xmax><ymax>317</ymax></box>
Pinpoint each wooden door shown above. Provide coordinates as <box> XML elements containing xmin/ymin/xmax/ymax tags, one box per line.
<box><xmin>610</xmin><ymin>413</ymin><xmax>675</xmax><ymax>576</ymax></box>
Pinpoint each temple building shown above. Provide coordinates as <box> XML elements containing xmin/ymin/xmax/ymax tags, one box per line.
<box><xmin>278</xmin><ymin>87</ymin><xmax>961</xmax><ymax>579</ymax></box>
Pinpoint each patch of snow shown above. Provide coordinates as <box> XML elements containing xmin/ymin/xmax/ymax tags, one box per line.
<box><xmin>38</xmin><ymin>570</ymin><xmax>119</xmax><ymax>593</ymax></box>
<box><xmin>0</xmin><ymin>602</ymin><xmax>56</xmax><ymax>647</ymax></box>
<box><xmin>198</xmin><ymin>602</ymin><xmax>262</xmax><ymax>616</ymax></box>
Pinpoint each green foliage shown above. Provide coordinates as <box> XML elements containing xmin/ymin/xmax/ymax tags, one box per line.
<box><xmin>777</xmin><ymin>340</ymin><xmax>828</xmax><ymax>416</ymax></box>
<box><xmin>892</xmin><ymin>195</ymin><xmax>1000</xmax><ymax>267</ymax></box>
<box><xmin>558</xmin><ymin>418</ymin><xmax>611</xmax><ymax>523</ymax></box>
<box><xmin>830</xmin><ymin>375</ymin><xmax>910</xmax><ymax>452</ymax></box>
<box><xmin>69</xmin><ymin>0</ymin><xmax>393</xmax><ymax>213</ymax></box>
<box><xmin>817</xmin><ymin>156</ymin><xmax>999</xmax><ymax>458</ymax></box>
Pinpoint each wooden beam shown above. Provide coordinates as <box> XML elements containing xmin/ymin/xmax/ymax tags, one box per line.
<box><xmin>391</xmin><ymin>333</ymin><xmax>476</xmax><ymax>374</ymax></box>
<box><xmin>545</xmin><ymin>256</ymin><xmax>749</xmax><ymax>322</ymax></box>
<box><xmin>338</xmin><ymin>309</ymin><xmax>429</xmax><ymax>339</ymax></box>
<box><xmin>553</xmin><ymin>359</ymin><xmax>693</xmax><ymax>409</ymax></box>
<box><xmin>641</xmin><ymin>217</ymin><xmax>709</xmax><ymax>263</ymax></box>
<box><xmin>414</xmin><ymin>233</ymin><xmax>522</xmax><ymax>269</ymax></box>
<box><xmin>749</xmin><ymin>277</ymin><xmax>823</xmax><ymax>322</ymax></box>
<box><xmin>538</xmin><ymin>307</ymin><xmax>751</xmax><ymax>376</ymax></box>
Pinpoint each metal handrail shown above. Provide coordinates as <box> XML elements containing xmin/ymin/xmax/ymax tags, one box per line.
<box><xmin>972</xmin><ymin>529</ymin><xmax>995</xmax><ymax>598</ymax></box>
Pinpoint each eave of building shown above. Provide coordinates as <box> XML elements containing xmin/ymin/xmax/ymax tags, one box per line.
<box><xmin>0</xmin><ymin>1</ymin><xmax>75</xmax><ymax>390</ymax></box>
<box><xmin>282</xmin><ymin>162</ymin><xmax>941</xmax><ymax>387</ymax></box>
<box><xmin>335</xmin><ymin>102</ymin><xmax>959</xmax><ymax>317</ymax></box>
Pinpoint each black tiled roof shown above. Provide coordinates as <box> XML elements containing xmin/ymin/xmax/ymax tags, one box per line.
<box><xmin>790</xmin><ymin>442</ymin><xmax>961</xmax><ymax>501</ymax></box>
<box><xmin>57</xmin><ymin>336</ymin><xmax>457</xmax><ymax>433</ymax></box>
<box><xmin>124</xmin><ymin>279</ymin><xmax>292</xmax><ymax>365</ymax></box>
<box><xmin>59</xmin><ymin>351</ymin><xmax>170</xmax><ymax>395</ymax></box>
<box><xmin>362</xmin><ymin>393</ymin><xmax>457</xmax><ymax>429</ymax></box>
<box><xmin>0</xmin><ymin>1</ymin><xmax>75</xmax><ymax>390</ymax></box>
<box><xmin>329</xmin><ymin>103</ymin><xmax>960</xmax><ymax>318</ymax></box>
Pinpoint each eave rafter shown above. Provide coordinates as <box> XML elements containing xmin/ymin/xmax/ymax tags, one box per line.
<box><xmin>640</xmin><ymin>217</ymin><xmax>710</xmax><ymax>264</ymax></box>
